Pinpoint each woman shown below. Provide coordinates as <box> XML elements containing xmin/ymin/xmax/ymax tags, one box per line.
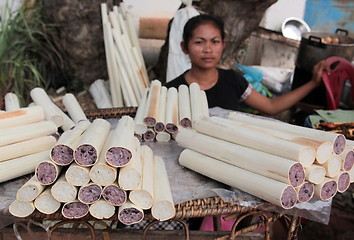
<box><xmin>166</xmin><ymin>14</ymin><xmax>327</xmax><ymax>115</ymax></box>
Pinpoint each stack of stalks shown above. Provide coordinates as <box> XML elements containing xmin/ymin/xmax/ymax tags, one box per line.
<box><xmin>176</xmin><ymin>113</ymin><xmax>353</xmax><ymax>209</ymax></box>
<box><xmin>9</xmin><ymin>115</ymin><xmax>175</xmax><ymax>224</ymax></box>
<box><xmin>100</xmin><ymin>3</ymin><xmax>150</xmax><ymax>108</ymax></box>
<box><xmin>134</xmin><ymin>80</ymin><xmax>209</xmax><ymax>142</ymax></box>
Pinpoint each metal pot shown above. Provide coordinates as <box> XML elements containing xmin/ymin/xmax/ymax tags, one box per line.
<box><xmin>296</xmin><ymin>29</ymin><xmax>354</xmax><ymax>72</ymax></box>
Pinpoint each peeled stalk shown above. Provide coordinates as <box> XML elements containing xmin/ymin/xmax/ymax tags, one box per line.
<box><xmin>74</xmin><ymin>118</ymin><xmax>110</xmax><ymax>167</ymax></box>
<box><xmin>51</xmin><ymin>174</ymin><xmax>78</xmax><ymax>203</ymax></box>
<box><xmin>194</xmin><ymin>117</ymin><xmax>316</xmax><ymax>167</ymax></box>
<box><xmin>0</xmin><ymin>150</ymin><xmax>50</xmax><ymax>183</ymax></box>
<box><xmin>313</xmin><ymin>177</ymin><xmax>337</xmax><ymax>200</ymax></box>
<box><xmin>62</xmin><ymin>201</ymin><xmax>89</xmax><ymax>219</ymax></box>
<box><xmin>134</xmin><ymin>88</ymin><xmax>149</xmax><ymax>134</ymax></box>
<box><xmin>105</xmin><ymin>116</ymin><xmax>135</xmax><ymax>167</ymax></box>
<box><xmin>101</xmin><ymin>183</ymin><xmax>127</xmax><ymax>206</ymax></box>
<box><xmin>89</xmin><ymin>199</ymin><xmax>116</xmax><ymax>219</ymax></box>
<box><xmin>318</xmin><ymin>154</ymin><xmax>341</xmax><ymax>178</ymax></box>
<box><xmin>0</xmin><ymin>120</ymin><xmax>57</xmax><ymax>147</ymax></box>
<box><xmin>340</xmin><ymin>148</ymin><xmax>354</xmax><ymax>171</ymax></box>
<box><xmin>35</xmin><ymin>160</ymin><xmax>61</xmax><ymax>185</ymax></box>
<box><xmin>34</xmin><ymin>188</ymin><xmax>61</xmax><ymax>214</ymax></box>
<box><xmin>154</xmin><ymin>86</ymin><xmax>167</xmax><ymax>133</ymax></box>
<box><xmin>295</xmin><ymin>182</ymin><xmax>314</xmax><ymax>203</ymax></box>
<box><xmin>334</xmin><ymin>171</ymin><xmax>350</xmax><ymax>193</ymax></box>
<box><xmin>65</xmin><ymin>162</ymin><xmax>90</xmax><ymax>186</ymax></box>
<box><xmin>143</xmin><ymin>129</ymin><xmax>156</xmax><ymax>142</ymax></box>
<box><xmin>304</xmin><ymin>165</ymin><xmax>326</xmax><ymax>184</ymax></box>
<box><xmin>189</xmin><ymin>82</ymin><xmax>203</xmax><ymax>125</ymax></box>
<box><xmin>228</xmin><ymin>111</ymin><xmax>347</xmax><ymax>155</ymax></box>
<box><xmin>178</xmin><ymin>85</ymin><xmax>192</xmax><ymax>128</ymax></box>
<box><xmin>118</xmin><ymin>138</ymin><xmax>142</xmax><ymax>190</ymax></box>
<box><xmin>129</xmin><ymin>145</ymin><xmax>154</xmax><ymax>209</ymax></box>
<box><xmin>0</xmin><ymin>106</ymin><xmax>44</xmax><ymax>130</ymax></box>
<box><xmin>51</xmin><ymin>121</ymin><xmax>91</xmax><ymax>166</ymax></box>
<box><xmin>179</xmin><ymin>149</ymin><xmax>297</xmax><ymax>209</ymax></box>
<box><xmin>89</xmin><ymin>131</ymin><xmax>117</xmax><ymax>186</ymax></box>
<box><xmin>0</xmin><ymin>135</ymin><xmax>56</xmax><ymax>163</ymax></box>
<box><xmin>16</xmin><ymin>175</ymin><xmax>45</xmax><ymax>202</ymax></box>
<box><xmin>144</xmin><ymin>80</ymin><xmax>161</xmax><ymax>127</ymax></box>
<box><xmin>5</xmin><ymin>92</ymin><xmax>20</xmax><ymax>111</ymax></box>
<box><xmin>165</xmin><ymin>87</ymin><xmax>179</xmax><ymax>134</ymax></box>
<box><xmin>62</xmin><ymin>93</ymin><xmax>88</xmax><ymax>124</ymax></box>
<box><xmin>156</xmin><ymin>132</ymin><xmax>171</xmax><ymax>142</ymax></box>
<box><xmin>9</xmin><ymin>200</ymin><xmax>35</xmax><ymax>218</ymax></box>
<box><xmin>176</xmin><ymin>128</ymin><xmax>305</xmax><ymax>187</ymax></box>
<box><xmin>118</xmin><ymin>200</ymin><xmax>144</xmax><ymax>225</ymax></box>
<box><xmin>151</xmin><ymin>155</ymin><xmax>175</xmax><ymax>221</ymax></box>
<box><xmin>78</xmin><ymin>182</ymin><xmax>102</xmax><ymax>204</ymax></box>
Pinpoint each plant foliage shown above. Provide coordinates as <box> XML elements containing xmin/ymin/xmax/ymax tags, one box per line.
<box><xmin>0</xmin><ymin>1</ymin><xmax>67</xmax><ymax>107</ymax></box>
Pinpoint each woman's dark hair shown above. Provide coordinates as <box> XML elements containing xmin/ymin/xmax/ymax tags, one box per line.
<box><xmin>182</xmin><ymin>14</ymin><xmax>225</xmax><ymax>48</ymax></box>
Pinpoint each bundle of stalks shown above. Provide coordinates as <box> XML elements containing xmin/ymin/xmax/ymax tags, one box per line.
<box><xmin>100</xmin><ymin>3</ymin><xmax>149</xmax><ymax>107</ymax></box>
<box><xmin>176</xmin><ymin>113</ymin><xmax>353</xmax><ymax>209</ymax></box>
<box><xmin>133</xmin><ymin>81</ymin><xmax>208</xmax><ymax>142</ymax></box>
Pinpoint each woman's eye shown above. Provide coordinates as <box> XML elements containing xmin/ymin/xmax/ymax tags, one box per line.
<box><xmin>213</xmin><ymin>40</ymin><xmax>220</xmax><ymax>44</ymax></box>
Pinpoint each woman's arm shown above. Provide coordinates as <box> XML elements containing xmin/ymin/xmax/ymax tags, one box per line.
<box><xmin>244</xmin><ymin>61</ymin><xmax>327</xmax><ymax>115</ymax></box>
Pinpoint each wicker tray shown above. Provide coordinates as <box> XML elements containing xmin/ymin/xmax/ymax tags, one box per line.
<box><xmin>1</xmin><ymin>107</ymin><xmax>299</xmax><ymax>240</ymax></box>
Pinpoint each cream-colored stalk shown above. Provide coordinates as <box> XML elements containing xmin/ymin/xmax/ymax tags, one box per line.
<box><xmin>151</xmin><ymin>155</ymin><xmax>175</xmax><ymax>221</ymax></box>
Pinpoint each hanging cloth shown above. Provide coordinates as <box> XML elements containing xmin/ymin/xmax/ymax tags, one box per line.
<box><xmin>166</xmin><ymin>0</ymin><xmax>199</xmax><ymax>83</ymax></box>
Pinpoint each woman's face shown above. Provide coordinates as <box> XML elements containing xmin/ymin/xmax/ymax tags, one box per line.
<box><xmin>182</xmin><ymin>22</ymin><xmax>225</xmax><ymax>70</ymax></box>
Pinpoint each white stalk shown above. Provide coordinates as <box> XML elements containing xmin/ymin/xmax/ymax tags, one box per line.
<box><xmin>179</xmin><ymin>149</ymin><xmax>297</xmax><ymax>209</ymax></box>
<box><xmin>143</xmin><ymin>128</ymin><xmax>156</xmax><ymax>142</ymax></box>
<box><xmin>194</xmin><ymin>117</ymin><xmax>316</xmax><ymax>167</ymax></box>
<box><xmin>144</xmin><ymin>80</ymin><xmax>161</xmax><ymax>127</ymax></box>
<box><xmin>156</xmin><ymin>132</ymin><xmax>171</xmax><ymax>142</ymax></box>
<box><xmin>51</xmin><ymin>174</ymin><xmax>78</xmax><ymax>203</ymax></box>
<box><xmin>165</xmin><ymin>87</ymin><xmax>179</xmax><ymax>134</ymax></box>
<box><xmin>74</xmin><ymin>118</ymin><xmax>111</xmax><ymax>167</ymax></box>
<box><xmin>304</xmin><ymin>165</ymin><xmax>326</xmax><ymax>184</ymax></box>
<box><xmin>35</xmin><ymin>160</ymin><xmax>61</xmax><ymax>185</ymax></box>
<box><xmin>0</xmin><ymin>150</ymin><xmax>50</xmax><ymax>183</ymax></box>
<box><xmin>34</xmin><ymin>188</ymin><xmax>61</xmax><ymax>214</ymax></box>
<box><xmin>178</xmin><ymin>85</ymin><xmax>192</xmax><ymax>128</ymax></box>
<box><xmin>151</xmin><ymin>155</ymin><xmax>175</xmax><ymax>221</ymax></box>
<box><xmin>5</xmin><ymin>92</ymin><xmax>20</xmax><ymax>111</ymax></box>
<box><xmin>0</xmin><ymin>135</ymin><xmax>56</xmax><ymax>163</ymax></box>
<box><xmin>89</xmin><ymin>199</ymin><xmax>116</xmax><ymax>219</ymax></box>
<box><xmin>65</xmin><ymin>162</ymin><xmax>90</xmax><ymax>186</ymax></box>
<box><xmin>50</xmin><ymin>121</ymin><xmax>91</xmax><ymax>166</ymax></box>
<box><xmin>62</xmin><ymin>201</ymin><xmax>89</xmax><ymax>219</ymax></box>
<box><xmin>154</xmin><ymin>86</ymin><xmax>167</xmax><ymax>133</ymax></box>
<box><xmin>134</xmin><ymin>88</ymin><xmax>149</xmax><ymax>134</ymax></box>
<box><xmin>340</xmin><ymin>148</ymin><xmax>354</xmax><ymax>171</ymax></box>
<box><xmin>0</xmin><ymin>120</ymin><xmax>57</xmax><ymax>147</ymax></box>
<box><xmin>118</xmin><ymin>138</ymin><xmax>142</xmax><ymax>190</ymax></box>
<box><xmin>118</xmin><ymin>200</ymin><xmax>144</xmax><ymax>225</ymax></box>
<box><xmin>62</xmin><ymin>93</ymin><xmax>88</xmax><ymax>124</ymax></box>
<box><xmin>295</xmin><ymin>182</ymin><xmax>314</xmax><ymax>203</ymax></box>
<box><xmin>176</xmin><ymin>128</ymin><xmax>305</xmax><ymax>187</ymax></box>
<box><xmin>30</xmin><ymin>87</ymin><xmax>64</xmax><ymax>127</ymax></box>
<box><xmin>129</xmin><ymin>145</ymin><xmax>154</xmax><ymax>209</ymax></box>
<box><xmin>0</xmin><ymin>106</ymin><xmax>44</xmax><ymax>130</ymax></box>
<box><xmin>105</xmin><ymin>116</ymin><xmax>135</xmax><ymax>167</ymax></box>
<box><xmin>78</xmin><ymin>182</ymin><xmax>102</xmax><ymax>204</ymax></box>
<box><xmin>313</xmin><ymin>177</ymin><xmax>337</xmax><ymax>200</ymax></box>
<box><xmin>228</xmin><ymin>111</ymin><xmax>347</xmax><ymax>155</ymax></box>
<box><xmin>90</xmin><ymin>131</ymin><xmax>117</xmax><ymax>186</ymax></box>
<box><xmin>334</xmin><ymin>171</ymin><xmax>350</xmax><ymax>193</ymax></box>
<box><xmin>102</xmin><ymin>183</ymin><xmax>127</xmax><ymax>206</ymax></box>
<box><xmin>9</xmin><ymin>200</ymin><xmax>35</xmax><ymax>218</ymax></box>
<box><xmin>317</xmin><ymin>154</ymin><xmax>341</xmax><ymax>177</ymax></box>
<box><xmin>189</xmin><ymin>82</ymin><xmax>203</xmax><ymax>126</ymax></box>
<box><xmin>17</xmin><ymin>175</ymin><xmax>45</xmax><ymax>202</ymax></box>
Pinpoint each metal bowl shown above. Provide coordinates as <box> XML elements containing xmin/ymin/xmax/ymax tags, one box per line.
<box><xmin>281</xmin><ymin>17</ymin><xmax>311</xmax><ymax>41</ymax></box>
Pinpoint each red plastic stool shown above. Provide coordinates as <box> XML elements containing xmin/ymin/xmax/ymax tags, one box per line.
<box><xmin>322</xmin><ymin>56</ymin><xmax>354</xmax><ymax>110</ymax></box>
